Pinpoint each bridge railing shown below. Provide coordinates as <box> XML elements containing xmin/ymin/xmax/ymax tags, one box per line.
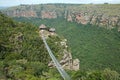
<box><xmin>41</xmin><ymin>31</ymin><xmax>71</xmax><ymax>80</ymax></box>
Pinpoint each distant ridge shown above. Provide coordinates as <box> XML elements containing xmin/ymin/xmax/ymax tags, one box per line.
<box><xmin>1</xmin><ymin>4</ymin><xmax>120</xmax><ymax>31</ymax></box>
<box><xmin>0</xmin><ymin>7</ymin><xmax>7</xmax><ymax>10</ymax></box>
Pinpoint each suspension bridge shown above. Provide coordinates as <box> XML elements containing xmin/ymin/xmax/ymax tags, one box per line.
<box><xmin>41</xmin><ymin>31</ymin><xmax>71</xmax><ymax>80</ymax></box>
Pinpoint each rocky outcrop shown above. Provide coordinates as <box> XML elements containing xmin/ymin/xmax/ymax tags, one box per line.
<box><xmin>39</xmin><ymin>24</ymin><xmax>79</xmax><ymax>71</ymax></box>
<box><xmin>41</xmin><ymin>11</ymin><xmax>57</xmax><ymax>19</ymax></box>
<box><xmin>6</xmin><ymin>9</ymin><xmax>37</xmax><ymax>17</ymax></box>
<box><xmin>59</xmin><ymin>49</ymin><xmax>79</xmax><ymax>71</ymax></box>
<box><xmin>48</xmin><ymin>43</ymin><xmax>80</xmax><ymax>71</ymax></box>
<box><xmin>66</xmin><ymin>13</ymin><xmax>120</xmax><ymax>30</ymax></box>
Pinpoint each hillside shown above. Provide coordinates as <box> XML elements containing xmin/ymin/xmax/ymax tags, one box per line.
<box><xmin>4</xmin><ymin>4</ymin><xmax>120</xmax><ymax>72</ymax></box>
<box><xmin>1</xmin><ymin>4</ymin><xmax>120</xmax><ymax>31</ymax></box>
<box><xmin>13</xmin><ymin>17</ymin><xmax>120</xmax><ymax>73</ymax></box>
<box><xmin>0</xmin><ymin>12</ymin><xmax>120</xmax><ymax>80</ymax></box>
<box><xmin>0</xmin><ymin>12</ymin><xmax>72</xmax><ymax>80</ymax></box>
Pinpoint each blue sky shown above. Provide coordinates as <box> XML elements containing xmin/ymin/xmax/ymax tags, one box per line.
<box><xmin>0</xmin><ymin>0</ymin><xmax>120</xmax><ymax>7</ymax></box>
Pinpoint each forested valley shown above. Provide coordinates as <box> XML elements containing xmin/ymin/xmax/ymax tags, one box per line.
<box><xmin>0</xmin><ymin>4</ymin><xmax>120</xmax><ymax>79</ymax></box>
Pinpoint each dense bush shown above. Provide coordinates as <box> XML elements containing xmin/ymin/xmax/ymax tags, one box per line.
<box><xmin>0</xmin><ymin>12</ymin><xmax>64</xmax><ymax>79</ymax></box>
<box><xmin>72</xmin><ymin>69</ymin><xmax>120</xmax><ymax>80</ymax></box>
<box><xmin>14</xmin><ymin>17</ymin><xmax>120</xmax><ymax>72</ymax></box>
<box><xmin>1</xmin><ymin>12</ymin><xmax>120</xmax><ymax>79</ymax></box>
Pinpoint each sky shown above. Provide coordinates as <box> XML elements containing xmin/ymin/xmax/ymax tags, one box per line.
<box><xmin>0</xmin><ymin>0</ymin><xmax>120</xmax><ymax>7</ymax></box>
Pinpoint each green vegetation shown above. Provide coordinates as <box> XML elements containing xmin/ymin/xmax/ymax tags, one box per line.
<box><xmin>1</xmin><ymin>12</ymin><xmax>120</xmax><ymax>80</ymax></box>
<box><xmin>14</xmin><ymin>17</ymin><xmax>120</xmax><ymax>73</ymax></box>
<box><xmin>0</xmin><ymin>12</ymin><xmax>65</xmax><ymax>79</ymax></box>
<box><xmin>71</xmin><ymin>68</ymin><xmax>120</xmax><ymax>80</ymax></box>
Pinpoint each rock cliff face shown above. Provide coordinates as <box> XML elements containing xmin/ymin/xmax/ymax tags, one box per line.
<box><xmin>66</xmin><ymin>13</ymin><xmax>120</xmax><ymax>30</ymax></box>
<box><xmin>1</xmin><ymin>4</ymin><xmax>120</xmax><ymax>30</ymax></box>
<box><xmin>41</xmin><ymin>11</ymin><xmax>57</xmax><ymax>19</ymax></box>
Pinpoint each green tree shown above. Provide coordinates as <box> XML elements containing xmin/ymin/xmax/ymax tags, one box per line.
<box><xmin>72</xmin><ymin>70</ymin><xmax>87</xmax><ymax>80</ymax></box>
<box><xmin>102</xmin><ymin>68</ymin><xmax>120</xmax><ymax>80</ymax></box>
